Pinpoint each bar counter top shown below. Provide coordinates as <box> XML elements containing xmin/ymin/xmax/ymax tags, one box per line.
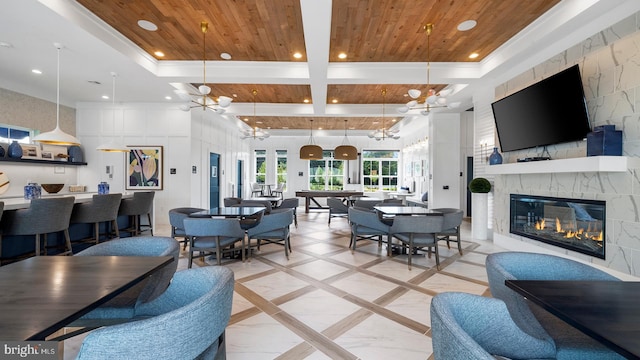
<box><xmin>0</xmin><ymin>192</ymin><xmax>133</xmax><ymax>210</ymax></box>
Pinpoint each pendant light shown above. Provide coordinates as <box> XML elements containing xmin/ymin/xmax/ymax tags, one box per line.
<box><xmin>97</xmin><ymin>72</ymin><xmax>129</xmax><ymax>152</ymax></box>
<box><xmin>334</xmin><ymin>119</ymin><xmax>357</xmax><ymax>160</ymax></box>
<box><xmin>299</xmin><ymin>119</ymin><xmax>323</xmax><ymax>160</ymax></box>
<box><xmin>240</xmin><ymin>89</ymin><xmax>270</xmax><ymax>140</ymax></box>
<box><xmin>33</xmin><ymin>43</ymin><xmax>81</xmax><ymax>146</ymax></box>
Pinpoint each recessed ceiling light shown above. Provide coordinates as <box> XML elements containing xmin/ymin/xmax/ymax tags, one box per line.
<box><xmin>31</xmin><ymin>69</ymin><xmax>42</xmax><ymax>75</ymax></box>
<box><xmin>154</xmin><ymin>51</ymin><xmax>165</xmax><ymax>57</ymax></box>
<box><xmin>338</xmin><ymin>53</ymin><xmax>347</xmax><ymax>59</ymax></box>
<box><xmin>165</xmin><ymin>96</ymin><xmax>172</xmax><ymax>100</ymax></box>
<box><xmin>372</xmin><ymin>121</ymin><xmax>379</xmax><ymax>125</ymax></box>
<box><xmin>303</xmin><ymin>98</ymin><xmax>310</xmax><ymax>103</ymax></box>
<box><xmin>220</xmin><ymin>52</ymin><xmax>232</xmax><ymax>60</ymax></box>
<box><xmin>102</xmin><ymin>95</ymin><xmax>109</xmax><ymax>100</ymax></box>
<box><xmin>293</xmin><ymin>52</ymin><xmax>302</xmax><ymax>59</ymax></box>
<box><xmin>457</xmin><ymin>20</ymin><xmax>477</xmax><ymax>31</ymax></box>
<box><xmin>391</xmin><ymin>119</ymin><xmax>396</xmax><ymax>122</ymax></box>
<box><xmin>0</xmin><ymin>41</ymin><xmax>13</xmax><ymax>48</ymax></box>
<box><xmin>243</xmin><ymin>118</ymin><xmax>249</xmax><ymax>122</ymax></box>
<box><xmin>332</xmin><ymin>99</ymin><xmax>338</xmax><ymax>103</ymax></box>
<box><xmin>256</xmin><ymin>121</ymin><xmax>263</xmax><ymax>124</ymax></box>
<box><xmin>469</xmin><ymin>52</ymin><xmax>479</xmax><ymax>59</ymax></box>
<box><xmin>318</xmin><ymin>127</ymin><xmax>323</xmax><ymax>130</ymax></box>
<box><xmin>138</xmin><ymin>20</ymin><xmax>158</xmax><ymax>31</ymax></box>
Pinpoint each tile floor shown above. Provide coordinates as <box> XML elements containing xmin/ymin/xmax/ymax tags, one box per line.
<box><xmin>64</xmin><ymin>208</ymin><xmax>507</xmax><ymax>360</ymax></box>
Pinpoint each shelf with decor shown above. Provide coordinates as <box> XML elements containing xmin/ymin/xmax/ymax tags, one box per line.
<box><xmin>0</xmin><ymin>157</ymin><xmax>86</xmax><ymax>166</ymax></box>
<box><xmin>484</xmin><ymin>156</ymin><xmax>638</xmax><ymax>175</ymax></box>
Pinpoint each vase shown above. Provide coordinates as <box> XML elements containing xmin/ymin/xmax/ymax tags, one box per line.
<box><xmin>68</xmin><ymin>145</ymin><xmax>83</xmax><ymax>163</ymax></box>
<box><xmin>489</xmin><ymin>147</ymin><xmax>503</xmax><ymax>165</ymax></box>
<box><xmin>24</xmin><ymin>182</ymin><xmax>41</xmax><ymax>200</ymax></box>
<box><xmin>98</xmin><ymin>181</ymin><xmax>110</xmax><ymax>195</ymax></box>
<box><xmin>8</xmin><ymin>141</ymin><xmax>22</xmax><ymax>159</ymax></box>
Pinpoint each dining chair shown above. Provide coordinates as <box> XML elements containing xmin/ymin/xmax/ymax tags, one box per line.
<box><xmin>118</xmin><ymin>191</ymin><xmax>155</xmax><ymax>236</ymax></box>
<box><xmin>390</xmin><ymin>214</ymin><xmax>444</xmax><ymax>270</ymax></box>
<box><xmin>430</xmin><ymin>292</ymin><xmax>556</xmax><ymax>360</ymax></box>
<box><xmin>223</xmin><ymin>197</ymin><xmax>242</xmax><ymax>207</ymax></box>
<box><xmin>348</xmin><ymin>207</ymin><xmax>392</xmax><ymax>256</ymax></box>
<box><xmin>486</xmin><ymin>252</ymin><xmax>623</xmax><ymax>360</ymax></box>
<box><xmin>272</xmin><ymin>197</ymin><xmax>299</xmax><ymax>227</ymax></box>
<box><xmin>431</xmin><ymin>208</ymin><xmax>464</xmax><ymax>255</ymax></box>
<box><xmin>75</xmin><ymin>266</ymin><xmax>234</xmax><ymax>360</ymax></box>
<box><xmin>250</xmin><ymin>182</ymin><xmax>263</xmax><ymax>197</ymax></box>
<box><xmin>72</xmin><ymin>236</ymin><xmax>180</xmax><ymax>326</ymax></box>
<box><xmin>247</xmin><ymin>208</ymin><xmax>294</xmax><ymax>259</ymax></box>
<box><xmin>168</xmin><ymin>207</ymin><xmax>206</xmax><ymax>250</ymax></box>
<box><xmin>327</xmin><ymin>197</ymin><xmax>349</xmax><ymax>225</ymax></box>
<box><xmin>183</xmin><ymin>217</ymin><xmax>246</xmax><ymax>267</ymax></box>
<box><xmin>353</xmin><ymin>198</ymin><xmax>380</xmax><ymax>211</ymax></box>
<box><xmin>237</xmin><ymin>199</ymin><xmax>272</xmax><ymax>214</ymax></box>
<box><xmin>0</xmin><ymin>197</ymin><xmax>75</xmax><ymax>260</ymax></box>
<box><xmin>70</xmin><ymin>193</ymin><xmax>122</xmax><ymax>245</ymax></box>
<box><xmin>271</xmin><ymin>183</ymin><xmax>285</xmax><ymax>199</ymax></box>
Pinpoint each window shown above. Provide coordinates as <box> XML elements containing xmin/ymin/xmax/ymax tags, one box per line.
<box><xmin>255</xmin><ymin>150</ymin><xmax>266</xmax><ymax>183</ymax></box>
<box><xmin>362</xmin><ymin>150</ymin><xmax>399</xmax><ymax>192</ymax></box>
<box><xmin>309</xmin><ymin>150</ymin><xmax>344</xmax><ymax>190</ymax></box>
<box><xmin>0</xmin><ymin>125</ymin><xmax>32</xmax><ymax>144</ymax></box>
<box><xmin>275</xmin><ymin>150</ymin><xmax>287</xmax><ymax>189</ymax></box>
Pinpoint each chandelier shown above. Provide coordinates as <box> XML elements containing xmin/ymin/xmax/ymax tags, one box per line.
<box><xmin>397</xmin><ymin>24</ymin><xmax>461</xmax><ymax>115</ymax></box>
<box><xmin>177</xmin><ymin>21</ymin><xmax>232</xmax><ymax>113</ymax></box>
<box><xmin>369</xmin><ymin>89</ymin><xmax>399</xmax><ymax>141</ymax></box>
<box><xmin>240</xmin><ymin>89</ymin><xmax>270</xmax><ymax>140</ymax></box>
<box><xmin>300</xmin><ymin>119</ymin><xmax>323</xmax><ymax>160</ymax></box>
<box><xmin>334</xmin><ymin>119</ymin><xmax>358</xmax><ymax>160</ymax></box>
<box><xmin>33</xmin><ymin>43</ymin><xmax>81</xmax><ymax>146</ymax></box>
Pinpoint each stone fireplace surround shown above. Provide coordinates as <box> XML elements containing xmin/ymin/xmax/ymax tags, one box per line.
<box><xmin>488</xmin><ymin>156</ymin><xmax>640</xmax><ymax>278</ymax></box>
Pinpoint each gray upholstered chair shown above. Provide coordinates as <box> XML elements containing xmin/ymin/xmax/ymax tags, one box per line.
<box><xmin>223</xmin><ymin>197</ymin><xmax>242</xmax><ymax>207</ymax></box>
<box><xmin>273</xmin><ymin>197</ymin><xmax>299</xmax><ymax>227</ymax></box>
<box><xmin>486</xmin><ymin>252</ymin><xmax>624</xmax><ymax>360</ymax></box>
<box><xmin>75</xmin><ymin>266</ymin><xmax>234</xmax><ymax>360</ymax></box>
<box><xmin>348</xmin><ymin>207</ymin><xmax>391</xmax><ymax>255</ymax></box>
<box><xmin>183</xmin><ymin>217</ymin><xmax>246</xmax><ymax>266</ymax></box>
<box><xmin>237</xmin><ymin>199</ymin><xmax>271</xmax><ymax>214</ymax></box>
<box><xmin>118</xmin><ymin>191</ymin><xmax>155</xmax><ymax>236</ymax></box>
<box><xmin>247</xmin><ymin>208</ymin><xmax>294</xmax><ymax>259</ymax></box>
<box><xmin>250</xmin><ymin>182</ymin><xmax>263</xmax><ymax>197</ymax></box>
<box><xmin>271</xmin><ymin>183</ymin><xmax>285</xmax><ymax>199</ymax></box>
<box><xmin>430</xmin><ymin>292</ymin><xmax>556</xmax><ymax>360</ymax></box>
<box><xmin>381</xmin><ymin>198</ymin><xmax>402</xmax><ymax>204</ymax></box>
<box><xmin>168</xmin><ymin>207</ymin><xmax>206</xmax><ymax>250</ymax></box>
<box><xmin>70</xmin><ymin>193</ymin><xmax>122</xmax><ymax>244</ymax></box>
<box><xmin>390</xmin><ymin>214</ymin><xmax>444</xmax><ymax>270</ymax></box>
<box><xmin>0</xmin><ymin>197</ymin><xmax>75</xmax><ymax>258</ymax></box>
<box><xmin>327</xmin><ymin>197</ymin><xmax>349</xmax><ymax>225</ymax></box>
<box><xmin>75</xmin><ymin>236</ymin><xmax>180</xmax><ymax>315</ymax></box>
<box><xmin>432</xmin><ymin>208</ymin><xmax>464</xmax><ymax>255</ymax></box>
<box><xmin>353</xmin><ymin>198</ymin><xmax>381</xmax><ymax>211</ymax></box>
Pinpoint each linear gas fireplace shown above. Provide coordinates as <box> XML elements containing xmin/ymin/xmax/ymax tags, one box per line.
<box><xmin>510</xmin><ymin>194</ymin><xmax>606</xmax><ymax>259</ymax></box>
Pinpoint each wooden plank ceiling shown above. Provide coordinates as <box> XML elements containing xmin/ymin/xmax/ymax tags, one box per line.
<box><xmin>76</xmin><ymin>0</ymin><xmax>560</xmax><ymax>131</ymax></box>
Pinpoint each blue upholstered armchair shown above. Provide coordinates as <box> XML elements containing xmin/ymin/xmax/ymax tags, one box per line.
<box><xmin>486</xmin><ymin>251</ymin><xmax>624</xmax><ymax>360</ymax></box>
<box><xmin>75</xmin><ymin>267</ymin><xmax>234</xmax><ymax>360</ymax></box>
<box><xmin>430</xmin><ymin>292</ymin><xmax>556</xmax><ymax>360</ymax></box>
<box><xmin>348</xmin><ymin>207</ymin><xmax>391</xmax><ymax>256</ymax></box>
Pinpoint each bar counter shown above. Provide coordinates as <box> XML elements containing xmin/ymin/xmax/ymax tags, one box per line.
<box><xmin>0</xmin><ymin>192</ymin><xmax>134</xmax><ymax>210</ymax></box>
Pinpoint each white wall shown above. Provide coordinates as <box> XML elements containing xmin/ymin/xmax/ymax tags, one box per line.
<box><xmin>429</xmin><ymin>113</ymin><xmax>461</xmax><ymax>209</ymax></box>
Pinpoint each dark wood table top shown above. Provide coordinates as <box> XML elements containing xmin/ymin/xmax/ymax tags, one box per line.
<box><xmin>374</xmin><ymin>206</ymin><xmax>442</xmax><ymax>215</ymax></box>
<box><xmin>295</xmin><ymin>190</ymin><xmax>364</xmax><ymax>197</ymax></box>
<box><xmin>189</xmin><ymin>206</ymin><xmax>265</xmax><ymax>218</ymax></box>
<box><xmin>505</xmin><ymin>280</ymin><xmax>640</xmax><ymax>360</ymax></box>
<box><xmin>0</xmin><ymin>255</ymin><xmax>173</xmax><ymax>341</ymax></box>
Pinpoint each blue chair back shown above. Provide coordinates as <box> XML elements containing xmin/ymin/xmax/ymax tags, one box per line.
<box><xmin>76</xmin><ymin>267</ymin><xmax>234</xmax><ymax>360</ymax></box>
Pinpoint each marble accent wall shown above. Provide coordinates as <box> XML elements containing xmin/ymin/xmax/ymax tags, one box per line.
<box><xmin>493</xmin><ymin>13</ymin><xmax>640</xmax><ymax>276</ymax></box>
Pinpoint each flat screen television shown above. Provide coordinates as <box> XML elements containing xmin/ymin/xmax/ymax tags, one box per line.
<box><xmin>491</xmin><ymin>64</ymin><xmax>591</xmax><ymax>152</ymax></box>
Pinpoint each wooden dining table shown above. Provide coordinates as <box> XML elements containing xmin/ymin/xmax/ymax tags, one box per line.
<box><xmin>0</xmin><ymin>255</ymin><xmax>173</xmax><ymax>341</ymax></box>
<box><xmin>505</xmin><ymin>280</ymin><xmax>640</xmax><ymax>360</ymax></box>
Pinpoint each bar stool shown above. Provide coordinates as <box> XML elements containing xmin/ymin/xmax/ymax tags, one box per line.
<box><xmin>118</xmin><ymin>191</ymin><xmax>155</xmax><ymax>237</ymax></box>
<box><xmin>70</xmin><ymin>193</ymin><xmax>122</xmax><ymax>244</ymax></box>
<box><xmin>0</xmin><ymin>197</ymin><xmax>75</xmax><ymax>260</ymax></box>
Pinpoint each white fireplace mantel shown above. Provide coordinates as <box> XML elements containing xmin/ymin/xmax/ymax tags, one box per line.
<box><xmin>484</xmin><ymin>156</ymin><xmax>638</xmax><ymax>175</ymax></box>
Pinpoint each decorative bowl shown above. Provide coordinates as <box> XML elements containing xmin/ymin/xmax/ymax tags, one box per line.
<box><xmin>41</xmin><ymin>183</ymin><xmax>64</xmax><ymax>194</ymax></box>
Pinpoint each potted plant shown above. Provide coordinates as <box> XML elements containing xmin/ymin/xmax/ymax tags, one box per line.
<box><xmin>468</xmin><ymin>177</ymin><xmax>491</xmax><ymax>240</ymax></box>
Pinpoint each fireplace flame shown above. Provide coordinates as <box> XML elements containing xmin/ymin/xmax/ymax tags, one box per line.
<box><xmin>535</xmin><ymin>219</ymin><xmax>545</xmax><ymax>230</ymax></box>
<box><xmin>537</xmin><ymin>217</ymin><xmax>603</xmax><ymax>242</ymax></box>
